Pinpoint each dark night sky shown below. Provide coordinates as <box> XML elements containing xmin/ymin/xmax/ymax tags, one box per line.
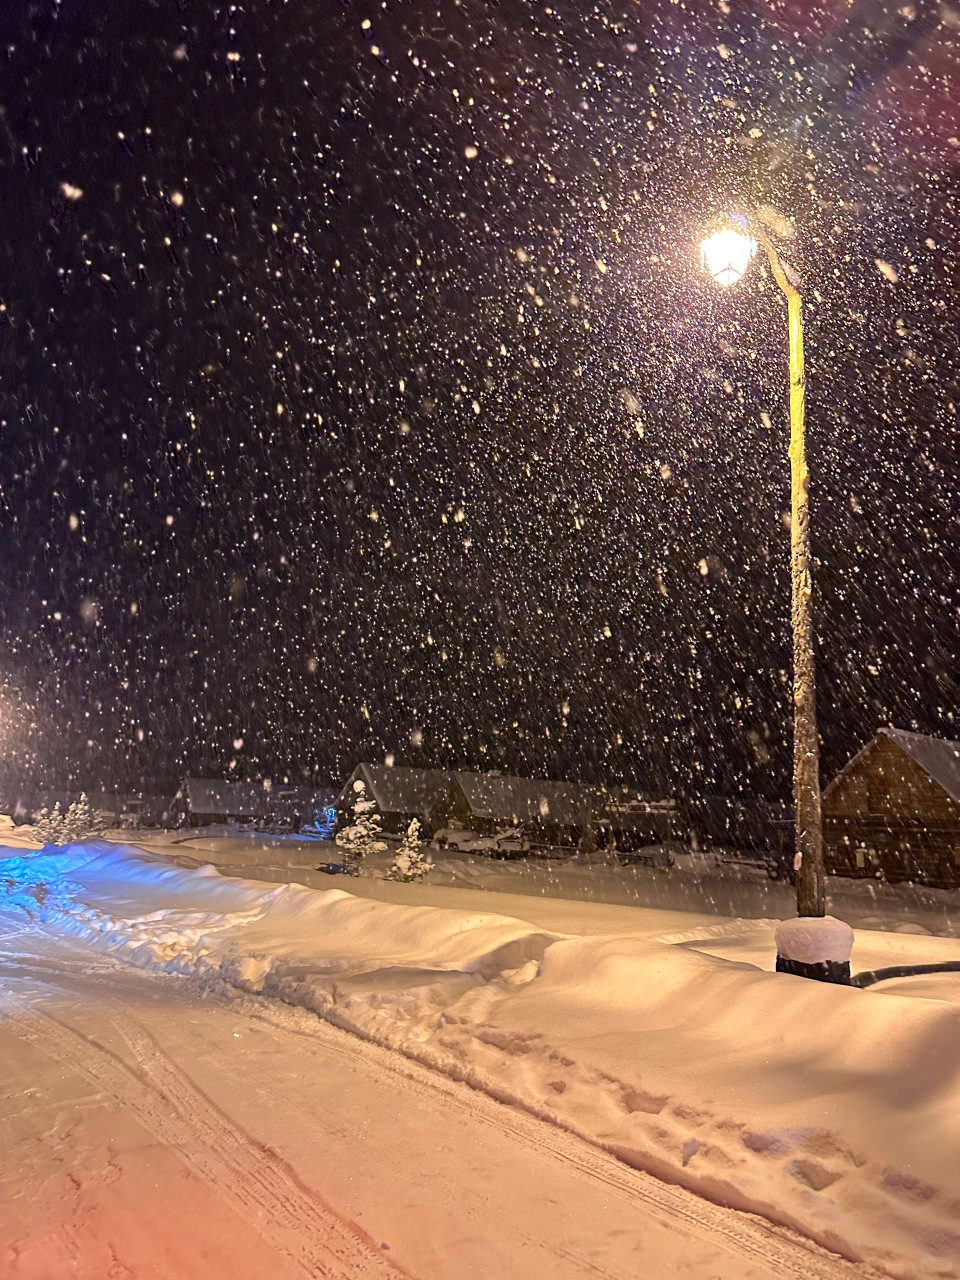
<box><xmin>0</xmin><ymin>0</ymin><xmax>957</xmax><ymax>800</ymax></box>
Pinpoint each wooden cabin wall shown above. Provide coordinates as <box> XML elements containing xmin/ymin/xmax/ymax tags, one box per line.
<box><xmin>824</xmin><ymin>737</ymin><xmax>960</xmax><ymax>887</ymax></box>
<box><xmin>826</xmin><ymin>736</ymin><xmax>960</xmax><ymax>822</ymax></box>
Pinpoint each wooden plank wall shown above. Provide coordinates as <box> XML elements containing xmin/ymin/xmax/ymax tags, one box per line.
<box><xmin>824</xmin><ymin>736</ymin><xmax>960</xmax><ymax>888</ymax></box>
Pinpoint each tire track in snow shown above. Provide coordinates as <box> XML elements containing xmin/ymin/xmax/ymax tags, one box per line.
<box><xmin>3</xmin><ymin>955</ymin><xmax>643</xmax><ymax>1280</ymax></box>
<box><xmin>0</xmin><ymin>934</ymin><xmax>877</xmax><ymax>1280</ymax></box>
<box><xmin>241</xmin><ymin>1002</ymin><xmax>878</xmax><ymax>1280</ymax></box>
<box><xmin>0</xmin><ymin>988</ymin><xmax>407</xmax><ymax>1280</ymax></box>
<box><xmin>112</xmin><ymin>1014</ymin><xmax>627</xmax><ymax>1280</ymax></box>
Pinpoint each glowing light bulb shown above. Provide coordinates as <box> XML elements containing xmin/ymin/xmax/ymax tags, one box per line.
<box><xmin>700</xmin><ymin>222</ymin><xmax>757</xmax><ymax>286</ymax></box>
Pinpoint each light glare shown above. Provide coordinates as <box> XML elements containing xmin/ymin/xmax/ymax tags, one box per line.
<box><xmin>700</xmin><ymin>224</ymin><xmax>757</xmax><ymax>286</ymax></box>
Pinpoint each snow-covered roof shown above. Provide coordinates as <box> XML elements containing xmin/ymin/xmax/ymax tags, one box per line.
<box><xmin>339</xmin><ymin>764</ymin><xmax>668</xmax><ymax>826</ymax></box>
<box><xmin>824</xmin><ymin>727</ymin><xmax>960</xmax><ymax>806</ymax></box>
<box><xmin>601</xmin><ymin>785</ymin><xmax>676</xmax><ymax>816</ymax></box>
<box><xmin>454</xmin><ymin>772</ymin><xmax>601</xmax><ymax>827</ymax></box>
<box><xmin>880</xmin><ymin>727</ymin><xmax>960</xmax><ymax>804</ymax></box>
<box><xmin>345</xmin><ymin>764</ymin><xmax>452</xmax><ymax>815</ymax></box>
<box><xmin>184</xmin><ymin>778</ymin><xmax>334</xmax><ymax>816</ymax></box>
<box><xmin>17</xmin><ymin>790</ymin><xmax>127</xmax><ymax>818</ymax></box>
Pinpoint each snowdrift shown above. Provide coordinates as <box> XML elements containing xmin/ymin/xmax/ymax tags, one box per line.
<box><xmin>3</xmin><ymin>841</ymin><xmax>960</xmax><ymax>1279</ymax></box>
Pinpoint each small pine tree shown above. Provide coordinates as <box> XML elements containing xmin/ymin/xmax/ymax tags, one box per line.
<box><xmin>335</xmin><ymin>779</ymin><xmax>387</xmax><ymax>873</ymax></box>
<box><xmin>62</xmin><ymin>793</ymin><xmax>106</xmax><ymax>842</ymax></box>
<box><xmin>578</xmin><ymin>814</ymin><xmax>598</xmax><ymax>861</ymax></box>
<box><xmin>33</xmin><ymin>794</ymin><xmax>106</xmax><ymax>846</ymax></box>
<box><xmin>34</xmin><ymin>803</ymin><xmax>65</xmax><ymax>845</ymax></box>
<box><xmin>386</xmin><ymin>818</ymin><xmax>433</xmax><ymax>882</ymax></box>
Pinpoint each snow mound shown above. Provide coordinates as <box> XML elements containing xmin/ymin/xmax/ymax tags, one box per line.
<box><xmin>0</xmin><ymin>842</ymin><xmax>557</xmax><ymax>980</ymax></box>
<box><xmin>4</xmin><ymin>840</ymin><xmax>960</xmax><ymax>1278</ymax></box>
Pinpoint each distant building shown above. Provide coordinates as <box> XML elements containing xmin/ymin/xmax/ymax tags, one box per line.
<box><xmin>115</xmin><ymin>794</ymin><xmax>178</xmax><ymax>828</ymax></box>
<box><xmin>337</xmin><ymin>764</ymin><xmax>454</xmax><ymax>835</ymax></box>
<box><xmin>600</xmin><ymin>785</ymin><xmax>677</xmax><ymax>852</ymax></box>
<box><xmin>679</xmin><ymin>793</ymin><xmax>788</xmax><ymax>855</ymax></box>
<box><xmin>10</xmin><ymin>790</ymin><xmax>127</xmax><ymax>825</ymax></box>
<box><xmin>338</xmin><ymin>763</ymin><xmax>673</xmax><ymax>847</ymax></box>
<box><xmin>823</xmin><ymin>727</ymin><xmax>960</xmax><ymax>888</ymax></box>
<box><xmin>175</xmin><ymin>777</ymin><xmax>336</xmax><ymax>831</ymax></box>
<box><xmin>449</xmin><ymin>771</ymin><xmax>596</xmax><ymax>846</ymax></box>
<box><xmin>449</xmin><ymin>773</ymin><xmax>672</xmax><ymax>848</ymax></box>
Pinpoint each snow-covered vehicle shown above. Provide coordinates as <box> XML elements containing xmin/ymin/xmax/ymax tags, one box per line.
<box><xmin>764</xmin><ymin>849</ymin><xmax>798</xmax><ymax>885</ymax></box>
<box><xmin>433</xmin><ymin>824</ymin><xmax>530</xmax><ymax>858</ymax></box>
<box><xmin>615</xmin><ymin>844</ymin><xmax>675</xmax><ymax>870</ymax></box>
<box><xmin>485</xmin><ymin>828</ymin><xmax>530</xmax><ymax>858</ymax></box>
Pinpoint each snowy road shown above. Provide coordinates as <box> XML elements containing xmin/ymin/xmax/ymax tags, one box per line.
<box><xmin>0</xmin><ymin>918</ymin><xmax>872</xmax><ymax>1280</ymax></box>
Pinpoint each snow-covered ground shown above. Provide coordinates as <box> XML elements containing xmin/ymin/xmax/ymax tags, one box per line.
<box><xmin>4</xmin><ymin>928</ymin><xmax>854</xmax><ymax>1280</ymax></box>
<box><xmin>127</xmin><ymin>824</ymin><xmax>960</xmax><ymax>942</ymax></box>
<box><xmin>3</xmin><ymin>838</ymin><xmax>960</xmax><ymax>1278</ymax></box>
<box><xmin>0</xmin><ymin>856</ymin><xmax>867</xmax><ymax>1280</ymax></box>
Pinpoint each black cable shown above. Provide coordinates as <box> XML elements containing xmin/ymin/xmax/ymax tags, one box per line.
<box><xmin>851</xmin><ymin>961</ymin><xmax>960</xmax><ymax>989</ymax></box>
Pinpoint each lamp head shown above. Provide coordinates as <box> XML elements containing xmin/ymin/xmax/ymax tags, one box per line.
<box><xmin>700</xmin><ymin>215</ymin><xmax>757</xmax><ymax>286</ymax></box>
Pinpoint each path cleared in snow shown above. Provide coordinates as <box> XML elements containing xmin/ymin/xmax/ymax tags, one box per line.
<box><xmin>6</xmin><ymin>842</ymin><xmax>960</xmax><ymax>1277</ymax></box>
<box><xmin>0</xmin><ymin>918</ymin><xmax>867</xmax><ymax>1280</ymax></box>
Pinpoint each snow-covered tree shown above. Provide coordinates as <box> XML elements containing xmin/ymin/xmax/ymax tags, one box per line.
<box><xmin>63</xmin><ymin>793</ymin><xmax>107</xmax><ymax>842</ymax></box>
<box><xmin>335</xmin><ymin>779</ymin><xmax>386</xmax><ymax>873</ymax></box>
<box><xmin>386</xmin><ymin>818</ymin><xmax>433</xmax><ymax>882</ymax></box>
<box><xmin>33</xmin><ymin>793</ymin><xmax>106</xmax><ymax>846</ymax></box>
<box><xmin>577</xmin><ymin>813</ymin><xmax>598</xmax><ymax>861</ymax></box>
<box><xmin>33</xmin><ymin>803</ymin><xmax>65</xmax><ymax>845</ymax></box>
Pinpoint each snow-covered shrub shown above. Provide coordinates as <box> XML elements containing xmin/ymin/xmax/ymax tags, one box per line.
<box><xmin>33</xmin><ymin>793</ymin><xmax>106</xmax><ymax>846</ymax></box>
<box><xmin>64</xmin><ymin>794</ymin><xmax>107</xmax><ymax>841</ymax></box>
<box><xmin>335</xmin><ymin>780</ymin><xmax>386</xmax><ymax>873</ymax></box>
<box><xmin>33</xmin><ymin>804</ymin><xmax>65</xmax><ymax>845</ymax></box>
<box><xmin>386</xmin><ymin>819</ymin><xmax>433</xmax><ymax>882</ymax></box>
<box><xmin>577</xmin><ymin>814</ymin><xmax>598</xmax><ymax>860</ymax></box>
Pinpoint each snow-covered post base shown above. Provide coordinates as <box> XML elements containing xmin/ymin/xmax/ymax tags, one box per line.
<box><xmin>775</xmin><ymin>916</ymin><xmax>854</xmax><ymax>985</ymax></box>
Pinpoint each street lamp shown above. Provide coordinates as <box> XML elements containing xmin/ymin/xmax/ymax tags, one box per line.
<box><xmin>699</xmin><ymin>217</ymin><xmax>756</xmax><ymax>286</ymax></box>
<box><xmin>699</xmin><ymin>214</ymin><xmax>849</xmax><ymax>982</ymax></box>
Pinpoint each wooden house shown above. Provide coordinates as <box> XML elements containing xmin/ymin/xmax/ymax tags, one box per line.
<box><xmin>115</xmin><ymin>794</ymin><xmax>179</xmax><ymax>828</ymax></box>
<box><xmin>589</xmin><ymin>785</ymin><xmax>676</xmax><ymax>852</ymax></box>
<box><xmin>449</xmin><ymin>771</ymin><xmax>596</xmax><ymax>847</ymax></box>
<box><xmin>823</xmin><ymin>727</ymin><xmax>960</xmax><ymax>888</ymax></box>
<box><xmin>337</xmin><ymin>764</ymin><xmax>454</xmax><ymax>835</ymax></box>
<box><xmin>337</xmin><ymin>764</ymin><xmax>674</xmax><ymax>849</ymax></box>
<box><xmin>449</xmin><ymin>772</ymin><xmax>674</xmax><ymax>850</ymax></box>
<box><xmin>175</xmin><ymin>778</ymin><xmax>336</xmax><ymax>830</ymax></box>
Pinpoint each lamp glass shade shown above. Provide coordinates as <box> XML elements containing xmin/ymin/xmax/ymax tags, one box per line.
<box><xmin>700</xmin><ymin>224</ymin><xmax>757</xmax><ymax>286</ymax></box>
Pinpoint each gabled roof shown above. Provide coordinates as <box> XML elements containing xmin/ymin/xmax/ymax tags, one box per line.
<box><xmin>825</xmin><ymin>727</ymin><xmax>960</xmax><ymax>806</ymax></box>
<box><xmin>880</xmin><ymin>727</ymin><xmax>960</xmax><ymax>804</ymax></box>
<box><xmin>339</xmin><ymin>763</ymin><xmax>669</xmax><ymax>827</ymax></box>
<box><xmin>345</xmin><ymin>764</ymin><xmax>452</xmax><ymax>814</ymax></box>
<box><xmin>184</xmin><ymin>777</ymin><xmax>334</xmax><ymax>816</ymax></box>
<box><xmin>184</xmin><ymin>778</ymin><xmax>272</xmax><ymax>815</ymax></box>
<box><xmin>453</xmin><ymin>771</ymin><xmax>600</xmax><ymax>828</ymax></box>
